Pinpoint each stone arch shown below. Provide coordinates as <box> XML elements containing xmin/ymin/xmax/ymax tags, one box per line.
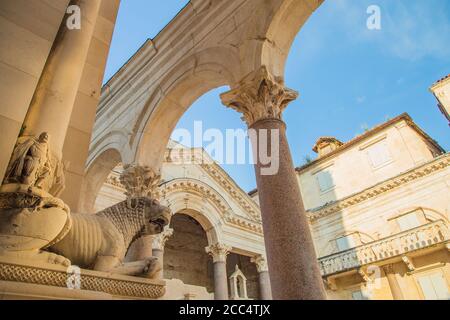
<box><xmin>159</xmin><ymin>178</ymin><xmax>235</xmax><ymax>244</ymax></box>
<box><xmin>78</xmin><ymin>147</ymin><xmax>123</xmax><ymax>213</ymax></box>
<box><xmin>131</xmin><ymin>47</ymin><xmax>240</xmax><ymax>172</ymax></box>
<box><xmin>239</xmin><ymin>0</ymin><xmax>323</xmax><ymax>78</ymax></box>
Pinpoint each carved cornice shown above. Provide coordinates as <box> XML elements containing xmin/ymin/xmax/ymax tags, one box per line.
<box><xmin>205</xmin><ymin>243</ymin><xmax>232</xmax><ymax>263</ymax></box>
<box><xmin>160</xmin><ymin>179</ymin><xmax>263</xmax><ymax>235</ymax></box>
<box><xmin>200</xmin><ymin>163</ymin><xmax>261</xmax><ymax>222</ymax></box>
<box><xmin>250</xmin><ymin>255</ymin><xmax>268</xmax><ymax>273</ymax></box>
<box><xmin>0</xmin><ymin>262</ymin><xmax>165</xmax><ymax>299</ymax></box>
<box><xmin>220</xmin><ymin>66</ymin><xmax>298</xmax><ymax>127</ymax></box>
<box><xmin>164</xmin><ymin>147</ymin><xmax>262</xmax><ymax>222</ymax></box>
<box><xmin>308</xmin><ymin>154</ymin><xmax>450</xmax><ymax>221</ymax></box>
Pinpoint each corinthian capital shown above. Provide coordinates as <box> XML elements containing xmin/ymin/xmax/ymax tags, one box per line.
<box><xmin>205</xmin><ymin>243</ymin><xmax>232</xmax><ymax>263</ymax></box>
<box><xmin>152</xmin><ymin>228</ymin><xmax>174</xmax><ymax>251</ymax></box>
<box><xmin>220</xmin><ymin>66</ymin><xmax>299</xmax><ymax>127</ymax></box>
<box><xmin>251</xmin><ymin>254</ymin><xmax>269</xmax><ymax>273</ymax></box>
<box><xmin>119</xmin><ymin>164</ymin><xmax>161</xmax><ymax>199</ymax></box>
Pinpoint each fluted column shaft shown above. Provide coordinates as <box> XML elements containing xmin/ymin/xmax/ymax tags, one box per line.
<box><xmin>221</xmin><ymin>66</ymin><xmax>326</xmax><ymax>300</ymax></box>
<box><xmin>22</xmin><ymin>0</ymin><xmax>101</xmax><ymax>157</ymax></box>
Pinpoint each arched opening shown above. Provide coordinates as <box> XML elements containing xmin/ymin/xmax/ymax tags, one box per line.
<box><xmin>164</xmin><ymin>213</ymin><xmax>215</xmax><ymax>292</ymax></box>
<box><xmin>78</xmin><ymin>148</ymin><xmax>123</xmax><ymax>213</ymax></box>
<box><xmin>133</xmin><ymin>48</ymin><xmax>240</xmax><ymax>171</ymax></box>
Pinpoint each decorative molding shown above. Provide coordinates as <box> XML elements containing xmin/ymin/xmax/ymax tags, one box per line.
<box><xmin>318</xmin><ymin>220</ymin><xmax>449</xmax><ymax>277</ymax></box>
<box><xmin>0</xmin><ymin>262</ymin><xmax>165</xmax><ymax>299</ymax></box>
<box><xmin>309</xmin><ymin>154</ymin><xmax>450</xmax><ymax>221</ymax></box>
<box><xmin>200</xmin><ymin>163</ymin><xmax>262</xmax><ymax>222</ymax></box>
<box><xmin>220</xmin><ymin>66</ymin><xmax>298</xmax><ymax>127</ymax></box>
<box><xmin>161</xmin><ymin>179</ymin><xmax>263</xmax><ymax>235</ymax></box>
<box><xmin>120</xmin><ymin>164</ymin><xmax>161</xmax><ymax>199</ymax></box>
<box><xmin>402</xmin><ymin>256</ymin><xmax>415</xmax><ymax>272</ymax></box>
<box><xmin>251</xmin><ymin>255</ymin><xmax>268</xmax><ymax>273</ymax></box>
<box><xmin>152</xmin><ymin>228</ymin><xmax>174</xmax><ymax>251</ymax></box>
<box><xmin>205</xmin><ymin>243</ymin><xmax>232</xmax><ymax>263</ymax></box>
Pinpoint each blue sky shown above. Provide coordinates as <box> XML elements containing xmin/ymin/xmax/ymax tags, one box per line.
<box><xmin>104</xmin><ymin>0</ymin><xmax>450</xmax><ymax>192</ymax></box>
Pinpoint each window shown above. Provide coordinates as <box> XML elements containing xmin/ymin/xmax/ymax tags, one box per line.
<box><xmin>351</xmin><ymin>290</ymin><xmax>368</xmax><ymax>300</ymax></box>
<box><xmin>417</xmin><ymin>273</ymin><xmax>449</xmax><ymax>300</ymax></box>
<box><xmin>316</xmin><ymin>170</ymin><xmax>335</xmax><ymax>192</ymax></box>
<box><xmin>336</xmin><ymin>234</ymin><xmax>357</xmax><ymax>251</ymax></box>
<box><xmin>397</xmin><ymin>212</ymin><xmax>421</xmax><ymax>231</ymax></box>
<box><xmin>367</xmin><ymin>140</ymin><xmax>392</xmax><ymax>168</ymax></box>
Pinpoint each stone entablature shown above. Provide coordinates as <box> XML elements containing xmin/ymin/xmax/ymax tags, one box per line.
<box><xmin>308</xmin><ymin>153</ymin><xmax>450</xmax><ymax>221</ymax></box>
<box><xmin>318</xmin><ymin>220</ymin><xmax>450</xmax><ymax>277</ymax></box>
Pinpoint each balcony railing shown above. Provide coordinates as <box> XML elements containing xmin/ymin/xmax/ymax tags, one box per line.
<box><xmin>318</xmin><ymin>220</ymin><xmax>450</xmax><ymax>276</ymax></box>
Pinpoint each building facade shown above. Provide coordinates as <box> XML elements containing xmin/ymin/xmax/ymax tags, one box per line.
<box><xmin>95</xmin><ymin>114</ymin><xmax>450</xmax><ymax>300</ymax></box>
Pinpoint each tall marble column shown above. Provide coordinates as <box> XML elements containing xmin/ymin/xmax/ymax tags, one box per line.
<box><xmin>384</xmin><ymin>264</ymin><xmax>404</xmax><ymax>300</ymax></box>
<box><xmin>251</xmin><ymin>255</ymin><xmax>272</xmax><ymax>300</ymax></box>
<box><xmin>22</xmin><ymin>0</ymin><xmax>102</xmax><ymax>158</ymax></box>
<box><xmin>206</xmin><ymin>243</ymin><xmax>232</xmax><ymax>300</ymax></box>
<box><xmin>152</xmin><ymin>228</ymin><xmax>174</xmax><ymax>279</ymax></box>
<box><xmin>221</xmin><ymin>66</ymin><xmax>326</xmax><ymax>300</ymax></box>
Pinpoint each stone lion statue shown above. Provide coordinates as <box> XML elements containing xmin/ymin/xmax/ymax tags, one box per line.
<box><xmin>48</xmin><ymin>197</ymin><xmax>171</xmax><ymax>278</ymax></box>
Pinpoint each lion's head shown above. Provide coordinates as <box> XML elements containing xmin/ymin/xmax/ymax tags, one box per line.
<box><xmin>141</xmin><ymin>198</ymin><xmax>171</xmax><ymax>235</ymax></box>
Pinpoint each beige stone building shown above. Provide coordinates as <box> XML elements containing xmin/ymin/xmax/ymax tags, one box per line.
<box><xmin>92</xmin><ymin>113</ymin><xmax>450</xmax><ymax>300</ymax></box>
<box><xmin>0</xmin><ymin>0</ymin><xmax>448</xmax><ymax>300</ymax></box>
<box><xmin>430</xmin><ymin>75</ymin><xmax>450</xmax><ymax>123</ymax></box>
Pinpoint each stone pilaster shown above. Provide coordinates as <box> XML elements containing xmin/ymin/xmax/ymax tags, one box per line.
<box><xmin>221</xmin><ymin>66</ymin><xmax>326</xmax><ymax>300</ymax></box>
<box><xmin>251</xmin><ymin>255</ymin><xmax>272</xmax><ymax>300</ymax></box>
<box><xmin>206</xmin><ymin>243</ymin><xmax>232</xmax><ymax>300</ymax></box>
<box><xmin>383</xmin><ymin>264</ymin><xmax>404</xmax><ymax>300</ymax></box>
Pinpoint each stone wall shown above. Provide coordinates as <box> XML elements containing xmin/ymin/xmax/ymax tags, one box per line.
<box><xmin>164</xmin><ymin>213</ymin><xmax>214</xmax><ymax>292</ymax></box>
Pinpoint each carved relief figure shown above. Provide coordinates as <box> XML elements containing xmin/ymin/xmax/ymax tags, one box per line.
<box><xmin>4</xmin><ymin>132</ymin><xmax>52</xmax><ymax>189</ymax></box>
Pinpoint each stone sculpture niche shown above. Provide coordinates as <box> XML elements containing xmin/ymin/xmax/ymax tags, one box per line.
<box><xmin>0</xmin><ymin>136</ymin><xmax>171</xmax><ymax>278</ymax></box>
<box><xmin>229</xmin><ymin>265</ymin><xmax>249</xmax><ymax>300</ymax></box>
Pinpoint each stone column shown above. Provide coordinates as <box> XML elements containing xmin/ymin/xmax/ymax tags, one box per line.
<box><xmin>384</xmin><ymin>264</ymin><xmax>404</xmax><ymax>300</ymax></box>
<box><xmin>151</xmin><ymin>228</ymin><xmax>174</xmax><ymax>279</ymax></box>
<box><xmin>206</xmin><ymin>243</ymin><xmax>232</xmax><ymax>300</ymax></box>
<box><xmin>221</xmin><ymin>66</ymin><xmax>326</xmax><ymax>300</ymax></box>
<box><xmin>251</xmin><ymin>255</ymin><xmax>272</xmax><ymax>300</ymax></box>
<box><xmin>22</xmin><ymin>0</ymin><xmax>102</xmax><ymax>158</ymax></box>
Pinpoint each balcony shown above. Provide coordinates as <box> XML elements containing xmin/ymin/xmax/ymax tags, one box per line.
<box><xmin>319</xmin><ymin>220</ymin><xmax>450</xmax><ymax>277</ymax></box>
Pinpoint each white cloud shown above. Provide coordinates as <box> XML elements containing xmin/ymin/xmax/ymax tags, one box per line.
<box><xmin>324</xmin><ymin>0</ymin><xmax>450</xmax><ymax>61</ymax></box>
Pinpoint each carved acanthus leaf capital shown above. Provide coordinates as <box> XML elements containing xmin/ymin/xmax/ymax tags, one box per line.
<box><xmin>205</xmin><ymin>243</ymin><xmax>232</xmax><ymax>263</ymax></box>
<box><xmin>119</xmin><ymin>164</ymin><xmax>161</xmax><ymax>199</ymax></box>
<box><xmin>152</xmin><ymin>228</ymin><xmax>174</xmax><ymax>251</ymax></box>
<box><xmin>251</xmin><ymin>254</ymin><xmax>268</xmax><ymax>273</ymax></box>
<box><xmin>220</xmin><ymin>66</ymin><xmax>299</xmax><ymax>127</ymax></box>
